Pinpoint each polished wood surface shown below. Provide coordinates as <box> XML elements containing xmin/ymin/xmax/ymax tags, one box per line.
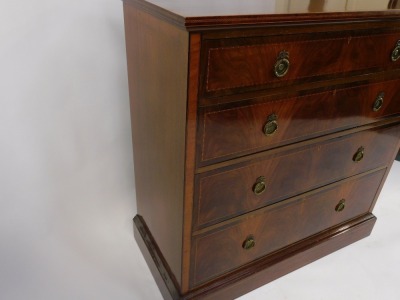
<box><xmin>124</xmin><ymin>1</ymin><xmax>400</xmax><ymax>298</ymax></box>
<box><xmin>124</xmin><ymin>0</ymin><xmax>400</xmax><ymax>29</ymax></box>
<box><xmin>199</xmin><ymin>214</ymin><xmax>377</xmax><ymax>300</ymax></box>
<box><xmin>194</xmin><ymin>124</ymin><xmax>400</xmax><ymax>229</ymax></box>
<box><xmin>124</xmin><ymin>3</ymin><xmax>189</xmax><ymax>285</ymax></box>
<box><xmin>181</xmin><ymin>34</ymin><xmax>201</xmax><ymax>293</ymax></box>
<box><xmin>134</xmin><ymin>215</ymin><xmax>178</xmax><ymax>300</ymax></box>
<box><xmin>199</xmin><ymin>79</ymin><xmax>400</xmax><ymax>165</ymax></box>
<box><xmin>126</xmin><ymin>0</ymin><xmax>399</xmax><ymax>17</ymax></box>
<box><xmin>203</xmin><ymin>30</ymin><xmax>400</xmax><ymax>96</ymax></box>
<box><xmin>198</xmin><ymin>19</ymin><xmax>400</xmax><ymax>105</ymax></box>
<box><xmin>135</xmin><ymin>211</ymin><xmax>377</xmax><ymax>299</ymax></box>
<box><xmin>192</xmin><ymin>169</ymin><xmax>385</xmax><ymax>286</ymax></box>
<box><xmin>196</xmin><ymin>117</ymin><xmax>400</xmax><ymax>174</ymax></box>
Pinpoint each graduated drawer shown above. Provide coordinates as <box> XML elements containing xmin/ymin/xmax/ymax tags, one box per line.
<box><xmin>198</xmin><ymin>79</ymin><xmax>400</xmax><ymax>165</ymax></box>
<box><xmin>202</xmin><ymin>31</ymin><xmax>400</xmax><ymax>97</ymax></box>
<box><xmin>191</xmin><ymin>169</ymin><xmax>386</xmax><ymax>286</ymax></box>
<box><xmin>193</xmin><ymin>124</ymin><xmax>400</xmax><ymax>229</ymax></box>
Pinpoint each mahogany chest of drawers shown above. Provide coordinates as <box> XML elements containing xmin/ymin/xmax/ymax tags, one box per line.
<box><xmin>123</xmin><ymin>1</ymin><xmax>400</xmax><ymax>299</ymax></box>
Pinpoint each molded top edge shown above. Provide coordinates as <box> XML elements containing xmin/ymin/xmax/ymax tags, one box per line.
<box><xmin>124</xmin><ymin>0</ymin><xmax>400</xmax><ymax>29</ymax></box>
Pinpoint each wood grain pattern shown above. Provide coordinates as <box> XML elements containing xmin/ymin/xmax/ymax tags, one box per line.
<box><xmin>196</xmin><ymin>117</ymin><xmax>400</xmax><ymax>174</ymax></box>
<box><xmin>124</xmin><ymin>3</ymin><xmax>189</xmax><ymax>286</ymax></box>
<box><xmin>134</xmin><ymin>215</ymin><xmax>178</xmax><ymax>300</ymax></box>
<box><xmin>181</xmin><ymin>33</ymin><xmax>201</xmax><ymax>293</ymax></box>
<box><xmin>367</xmin><ymin>137</ymin><xmax>400</xmax><ymax>213</ymax></box>
<box><xmin>191</xmin><ymin>169</ymin><xmax>385</xmax><ymax>286</ymax></box>
<box><xmin>197</xmin><ymin>214</ymin><xmax>377</xmax><ymax>300</ymax></box>
<box><xmin>203</xmin><ymin>31</ymin><xmax>400</xmax><ymax>96</ymax></box>
<box><xmin>194</xmin><ymin>124</ymin><xmax>400</xmax><ymax>229</ymax></box>
<box><xmin>123</xmin><ymin>0</ymin><xmax>400</xmax><ymax>30</ymax></box>
<box><xmin>124</xmin><ymin>2</ymin><xmax>400</xmax><ymax>298</ymax></box>
<box><xmin>134</xmin><ymin>211</ymin><xmax>377</xmax><ymax>299</ymax></box>
<box><xmin>198</xmin><ymin>79</ymin><xmax>400</xmax><ymax>165</ymax></box>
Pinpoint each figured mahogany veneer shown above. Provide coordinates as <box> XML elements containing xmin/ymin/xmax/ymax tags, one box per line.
<box><xmin>203</xmin><ymin>31</ymin><xmax>400</xmax><ymax>96</ymax></box>
<box><xmin>134</xmin><ymin>213</ymin><xmax>377</xmax><ymax>300</ymax></box>
<box><xmin>192</xmin><ymin>169</ymin><xmax>386</xmax><ymax>286</ymax></box>
<box><xmin>195</xmin><ymin>124</ymin><xmax>400</xmax><ymax>229</ymax></box>
<box><xmin>199</xmin><ymin>79</ymin><xmax>400</xmax><ymax>165</ymax></box>
<box><xmin>124</xmin><ymin>1</ymin><xmax>400</xmax><ymax>299</ymax></box>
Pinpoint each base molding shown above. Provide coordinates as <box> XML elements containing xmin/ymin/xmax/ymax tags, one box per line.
<box><xmin>134</xmin><ymin>213</ymin><xmax>377</xmax><ymax>300</ymax></box>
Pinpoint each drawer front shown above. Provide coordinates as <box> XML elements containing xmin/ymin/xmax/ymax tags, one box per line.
<box><xmin>194</xmin><ymin>124</ymin><xmax>400</xmax><ymax>229</ymax></box>
<box><xmin>191</xmin><ymin>169</ymin><xmax>386</xmax><ymax>286</ymax></box>
<box><xmin>203</xmin><ymin>31</ymin><xmax>400</xmax><ymax>96</ymax></box>
<box><xmin>199</xmin><ymin>79</ymin><xmax>400</xmax><ymax>165</ymax></box>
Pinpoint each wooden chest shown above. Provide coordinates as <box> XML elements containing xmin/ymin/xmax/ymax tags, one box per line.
<box><xmin>123</xmin><ymin>1</ymin><xmax>400</xmax><ymax>299</ymax></box>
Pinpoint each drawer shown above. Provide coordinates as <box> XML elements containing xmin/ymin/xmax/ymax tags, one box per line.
<box><xmin>199</xmin><ymin>79</ymin><xmax>400</xmax><ymax>165</ymax></box>
<box><xmin>194</xmin><ymin>124</ymin><xmax>400</xmax><ymax>229</ymax></box>
<box><xmin>202</xmin><ymin>31</ymin><xmax>400</xmax><ymax>97</ymax></box>
<box><xmin>191</xmin><ymin>169</ymin><xmax>386</xmax><ymax>286</ymax></box>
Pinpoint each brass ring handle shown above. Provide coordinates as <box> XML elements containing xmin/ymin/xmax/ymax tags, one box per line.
<box><xmin>391</xmin><ymin>40</ymin><xmax>400</xmax><ymax>62</ymax></box>
<box><xmin>372</xmin><ymin>92</ymin><xmax>384</xmax><ymax>112</ymax></box>
<box><xmin>253</xmin><ymin>176</ymin><xmax>267</xmax><ymax>195</ymax></box>
<box><xmin>274</xmin><ymin>51</ymin><xmax>290</xmax><ymax>77</ymax></box>
<box><xmin>353</xmin><ymin>146</ymin><xmax>365</xmax><ymax>163</ymax></box>
<box><xmin>335</xmin><ymin>199</ymin><xmax>346</xmax><ymax>212</ymax></box>
<box><xmin>242</xmin><ymin>235</ymin><xmax>256</xmax><ymax>250</ymax></box>
<box><xmin>263</xmin><ymin>113</ymin><xmax>278</xmax><ymax>136</ymax></box>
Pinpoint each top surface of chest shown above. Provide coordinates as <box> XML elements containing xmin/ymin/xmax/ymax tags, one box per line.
<box><xmin>125</xmin><ymin>0</ymin><xmax>400</xmax><ymax>29</ymax></box>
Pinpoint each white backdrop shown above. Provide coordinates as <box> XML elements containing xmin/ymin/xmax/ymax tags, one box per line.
<box><xmin>0</xmin><ymin>1</ymin><xmax>399</xmax><ymax>299</ymax></box>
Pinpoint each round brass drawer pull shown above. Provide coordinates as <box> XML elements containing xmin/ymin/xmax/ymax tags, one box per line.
<box><xmin>335</xmin><ymin>199</ymin><xmax>346</xmax><ymax>212</ymax></box>
<box><xmin>253</xmin><ymin>176</ymin><xmax>267</xmax><ymax>195</ymax></box>
<box><xmin>353</xmin><ymin>146</ymin><xmax>365</xmax><ymax>163</ymax></box>
<box><xmin>274</xmin><ymin>51</ymin><xmax>290</xmax><ymax>77</ymax></box>
<box><xmin>373</xmin><ymin>92</ymin><xmax>385</xmax><ymax>112</ymax></box>
<box><xmin>242</xmin><ymin>236</ymin><xmax>256</xmax><ymax>250</ymax></box>
<box><xmin>391</xmin><ymin>40</ymin><xmax>400</xmax><ymax>62</ymax></box>
<box><xmin>263</xmin><ymin>114</ymin><xmax>278</xmax><ymax>136</ymax></box>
